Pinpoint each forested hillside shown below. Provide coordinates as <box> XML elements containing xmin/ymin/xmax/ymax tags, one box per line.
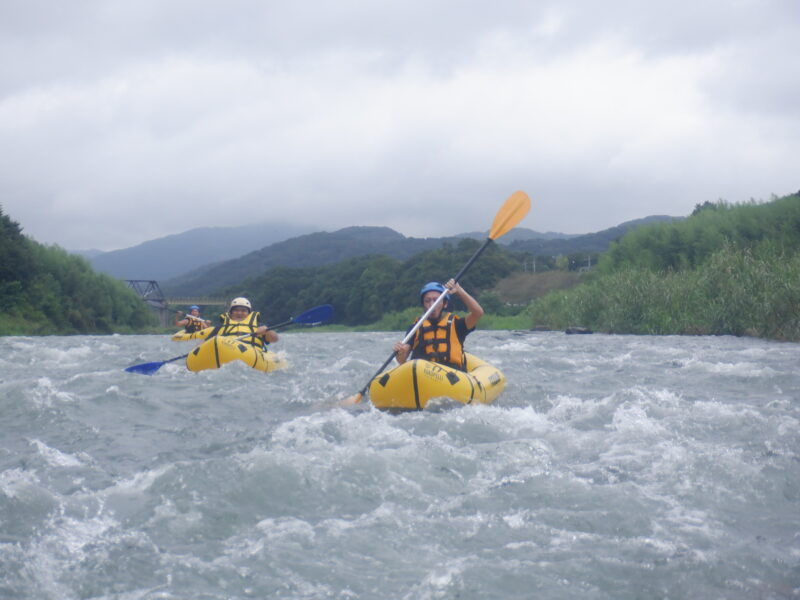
<box><xmin>526</xmin><ymin>192</ymin><xmax>800</xmax><ymax>341</ymax></box>
<box><xmin>506</xmin><ymin>215</ymin><xmax>681</xmax><ymax>255</ymax></box>
<box><xmin>89</xmin><ymin>221</ymin><xmax>318</xmax><ymax>280</ymax></box>
<box><xmin>164</xmin><ymin>217</ymin><xmax>678</xmax><ymax>297</ymax></box>
<box><xmin>0</xmin><ymin>207</ymin><xmax>155</xmax><ymax>335</ymax></box>
<box><xmin>221</xmin><ymin>238</ymin><xmax>522</xmax><ymax>326</ymax></box>
<box><xmin>162</xmin><ymin>226</ymin><xmax>457</xmax><ymax>296</ymax></box>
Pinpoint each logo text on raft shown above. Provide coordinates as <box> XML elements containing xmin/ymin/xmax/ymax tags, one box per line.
<box><xmin>422</xmin><ymin>363</ymin><xmax>448</xmax><ymax>382</ymax></box>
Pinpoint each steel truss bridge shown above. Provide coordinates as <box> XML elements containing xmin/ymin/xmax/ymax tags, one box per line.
<box><xmin>125</xmin><ymin>280</ymin><xmax>227</xmax><ymax>327</ymax></box>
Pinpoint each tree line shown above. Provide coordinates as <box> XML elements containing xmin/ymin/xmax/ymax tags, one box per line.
<box><xmin>526</xmin><ymin>192</ymin><xmax>800</xmax><ymax>341</ymax></box>
<box><xmin>0</xmin><ymin>206</ymin><xmax>155</xmax><ymax>335</ymax></box>
<box><xmin>6</xmin><ymin>190</ymin><xmax>797</xmax><ymax>340</ymax></box>
<box><xmin>219</xmin><ymin>238</ymin><xmax>524</xmax><ymax>326</ymax></box>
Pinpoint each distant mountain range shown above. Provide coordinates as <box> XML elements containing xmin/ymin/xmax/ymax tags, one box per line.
<box><xmin>161</xmin><ymin>226</ymin><xmax>459</xmax><ymax>296</ymax></box>
<box><xmin>506</xmin><ymin>215</ymin><xmax>682</xmax><ymax>255</ymax></box>
<box><xmin>73</xmin><ymin>215</ymin><xmax>682</xmax><ymax>296</ymax></box>
<box><xmin>81</xmin><ymin>222</ymin><xmax>318</xmax><ymax>281</ymax></box>
<box><xmin>455</xmin><ymin>228</ymin><xmax>580</xmax><ymax>243</ymax></box>
<box><xmin>161</xmin><ymin>216</ymin><xmax>681</xmax><ymax>296</ymax></box>
<box><xmin>163</xmin><ymin>226</ymin><xmax>598</xmax><ymax>296</ymax></box>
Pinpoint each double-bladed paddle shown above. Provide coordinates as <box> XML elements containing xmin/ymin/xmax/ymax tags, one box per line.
<box><xmin>125</xmin><ymin>303</ymin><xmax>334</xmax><ymax>375</ymax></box>
<box><xmin>342</xmin><ymin>190</ymin><xmax>531</xmax><ymax>405</ymax></box>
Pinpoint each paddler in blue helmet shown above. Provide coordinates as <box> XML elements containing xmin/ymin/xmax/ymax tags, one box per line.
<box><xmin>393</xmin><ymin>278</ymin><xmax>484</xmax><ymax>371</ymax></box>
<box><xmin>175</xmin><ymin>305</ymin><xmax>211</xmax><ymax>333</ymax></box>
<box><xmin>208</xmin><ymin>297</ymin><xmax>279</xmax><ymax>347</ymax></box>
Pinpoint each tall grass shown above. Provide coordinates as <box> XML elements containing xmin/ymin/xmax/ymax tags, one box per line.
<box><xmin>527</xmin><ymin>243</ymin><xmax>800</xmax><ymax>341</ymax></box>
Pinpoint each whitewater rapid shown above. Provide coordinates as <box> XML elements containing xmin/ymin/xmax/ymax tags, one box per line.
<box><xmin>1</xmin><ymin>331</ymin><xmax>798</xmax><ymax>599</ymax></box>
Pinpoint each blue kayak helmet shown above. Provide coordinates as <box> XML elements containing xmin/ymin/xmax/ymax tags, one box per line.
<box><xmin>189</xmin><ymin>305</ymin><xmax>200</xmax><ymax>312</ymax></box>
<box><xmin>419</xmin><ymin>281</ymin><xmax>449</xmax><ymax>307</ymax></box>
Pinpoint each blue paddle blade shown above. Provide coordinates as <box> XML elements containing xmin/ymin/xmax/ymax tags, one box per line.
<box><xmin>125</xmin><ymin>305</ymin><xmax>331</xmax><ymax>375</ymax></box>
<box><xmin>125</xmin><ymin>352</ymin><xmax>187</xmax><ymax>375</ymax></box>
<box><xmin>125</xmin><ymin>361</ymin><xmax>166</xmax><ymax>375</ymax></box>
<box><xmin>293</xmin><ymin>304</ymin><xmax>333</xmax><ymax>326</ymax></box>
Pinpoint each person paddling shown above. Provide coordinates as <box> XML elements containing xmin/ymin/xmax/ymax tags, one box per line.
<box><xmin>175</xmin><ymin>305</ymin><xmax>211</xmax><ymax>332</ymax></box>
<box><xmin>393</xmin><ymin>279</ymin><xmax>484</xmax><ymax>371</ymax></box>
<box><xmin>208</xmin><ymin>297</ymin><xmax>278</xmax><ymax>347</ymax></box>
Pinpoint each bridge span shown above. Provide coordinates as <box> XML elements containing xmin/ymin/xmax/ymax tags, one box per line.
<box><xmin>125</xmin><ymin>280</ymin><xmax>228</xmax><ymax>326</ymax></box>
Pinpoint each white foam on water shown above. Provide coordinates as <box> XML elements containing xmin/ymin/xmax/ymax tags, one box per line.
<box><xmin>402</xmin><ymin>557</ymin><xmax>468</xmax><ymax>600</ymax></box>
<box><xmin>254</xmin><ymin>516</ymin><xmax>316</xmax><ymax>545</ymax></box>
<box><xmin>144</xmin><ymin>496</ymin><xmax>205</xmax><ymax>544</ymax></box>
<box><xmin>2</xmin><ymin>332</ymin><xmax>798</xmax><ymax>599</ymax></box>
<box><xmin>693</xmin><ymin>396</ymin><xmax>762</xmax><ymax>418</ymax></box>
<box><xmin>465</xmin><ymin>404</ymin><xmax>552</xmax><ymax>437</ymax></box>
<box><xmin>20</xmin><ymin>507</ymin><xmax>125</xmax><ymax>598</ymax></box>
<box><xmin>610</xmin><ymin>402</ymin><xmax>668</xmax><ymax>437</ymax></box>
<box><xmin>95</xmin><ymin>342</ymin><xmax>119</xmax><ymax>354</ymax></box>
<box><xmin>775</xmin><ymin>414</ymin><xmax>800</xmax><ymax>438</ymax></box>
<box><xmin>30</xmin><ymin>377</ymin><xmax>76</xmax><ymax>407</ymax></box>
<box><xmin>0</xmin><ymin>467</ymin><xmax>41</xmax><ymax>498</ymax></box>
<box><xmin>494</xmin><ymin>340</ymin><xmax>534</xmax><ymax>352</ymax></box>
<box><xmin>683</xmin><ymin>357</ymin><xmax>778</xmax><ymax>378</ymax></box>
<box><xmin>660</xmin><ymin>504</ymin><xmax>722</xmax><ymax>544</ymax></box>
<box><xmin>266</xmin><ymin>408</ymin><xmax>416</xmax><ymax>453</ymax></box>
<box><xmin>43</xmin><ymin>345</ymin><xmax>94</xmax><ymax>362</ymax></box>
<box><xmin>502</xmin><ymin>511</ymin><xmax>528</xmax><ymax>529</ymax></box>
<box><xmin>546</xmin><ymin>393</ymin><xmax>614</xmax><ymax>424</ymax></box>
<box><xmin>644</xmin><ymin>387</ymin><xmax>684</xmax><ymax>409</ymax></box>
<box><xmin>31</xmin><ymin>439</ymin><xmax>84</xmax><ymax>467</ymax></box>
<box><xmin>44</xmin><ymin>512</ymin><xmax>119</xmax><ymax>557</ymax></box>
<box><xmin>92</xmin><ymin>463</ymin><xmax>174</xmax><ymax>499</ymax></box>
<box><xmin>316</xmin><ymin>354</ymin><xmax>374</xmax><ymax>374</ymax></box>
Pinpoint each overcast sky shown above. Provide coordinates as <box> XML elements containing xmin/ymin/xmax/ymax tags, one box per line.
<box><xmin>1</xmin><ymin>1</ymin><xmax>798</xmax><ymax>251</ymax></box>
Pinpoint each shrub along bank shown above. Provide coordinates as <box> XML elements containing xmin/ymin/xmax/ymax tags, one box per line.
<box><xmin>0</xmin><ymin>206</ymin><xmax>156</xmax><ymax>335</ymax></box>
<box><xmin>526</xmin><ymin>193</ymin><xmax>800</xmax><ymax>341</ymax></box>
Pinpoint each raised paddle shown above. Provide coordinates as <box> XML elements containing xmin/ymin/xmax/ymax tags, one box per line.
<box><xmin>342</xmin><ymin>190</ymin><xmax>531</xmax><ymax>405</ymax></box>
<box><xmin>181</xmin><ymin>314</ymin><xmax>211</xmax><ymax>324</ymax></box>
<box><xmin>125</xmin><ymin>303</ymin><xmax>334</xmax><ymax>375</ymax></box>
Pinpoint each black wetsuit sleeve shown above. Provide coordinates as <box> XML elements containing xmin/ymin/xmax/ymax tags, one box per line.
<box><xmin>455</xmin><ymin>317</ymin><xmax>472</xmax><ymax>343</ymax></box>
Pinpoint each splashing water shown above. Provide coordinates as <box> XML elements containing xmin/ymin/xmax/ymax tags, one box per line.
<box><xmin>1</xmin><ymin>331</ymin><xmax>798</xmax><ymax>599</ymax></box>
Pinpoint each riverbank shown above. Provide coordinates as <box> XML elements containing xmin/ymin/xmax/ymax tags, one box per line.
<box><xmin>526</xmin><ymin>243</ymin><xmax>800</xmax><ymax>343</ymax></box>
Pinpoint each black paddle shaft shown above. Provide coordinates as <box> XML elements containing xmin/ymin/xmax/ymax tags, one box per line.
<box><xmin>356</xmin><ymin>237</ymin><xmax>495</xmax><ymax>396</ymax></box>
<box><xmin>451</xmin><ymin>237</ymin><xmax>494</xmax><ymax>284</ymax></box>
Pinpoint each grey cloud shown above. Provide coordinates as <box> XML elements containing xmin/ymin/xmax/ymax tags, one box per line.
<box><xmin>0</xmin><ymin>0</ymin><xmax>798</xmax><ymax>250</ymax></box>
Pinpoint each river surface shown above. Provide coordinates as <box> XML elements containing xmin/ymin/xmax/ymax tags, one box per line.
<box><xmin>1</xmin><ymin>331</ymin><xmax>798</xmax><ymax>599</ymax></box>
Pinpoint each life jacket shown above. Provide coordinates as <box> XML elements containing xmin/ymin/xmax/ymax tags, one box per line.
<box><xmin>184</xmin><ymin>316</ymin><xmax>204</xmax><ymax>333</ymax></box>
<box><xmin>410</xmin><ymin>311</ymin><xmax>465</xmax><ymax>370</ymax></box>
<box><xmin>214</xmin><ymin>311</ymin><xmax>266</xmax><ymax>348</ymax></box>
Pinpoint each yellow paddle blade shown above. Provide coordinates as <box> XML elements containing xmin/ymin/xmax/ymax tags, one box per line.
<box><xmin>489</xmin><ymin>190</ymin><xmax>531</xmax><ymax>240</ymax></box>
<box><xmin>340</xmin><ymin>392</ymin><xmax>364</xmax><ymax>406</ymax></box>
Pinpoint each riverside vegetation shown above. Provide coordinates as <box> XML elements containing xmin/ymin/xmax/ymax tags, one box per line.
<box><xmin>3</xmin><ymin>193</ymin><xmax>798</xmax><ymax>341</ymax></box>
<box><xmin>0</xmin><ymin>206</ymin><xmax>155</xmax><ymax>335</ymax></box>
<box><xmin>525</xmin><ymin>192</ymin><xmax>800</xmax><ymax>341</ymax></box>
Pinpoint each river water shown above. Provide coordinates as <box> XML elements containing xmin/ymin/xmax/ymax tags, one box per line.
<box><xmin>1</xmin><ymin>331</ymin><xmax>798</xmax><ymax>599</ymax></box>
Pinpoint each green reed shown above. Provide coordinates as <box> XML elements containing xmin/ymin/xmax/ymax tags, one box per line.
<box><xmin>527</xmin><ymin>242</ymin><xmax>800</xmax><ymax>341</ymax></box>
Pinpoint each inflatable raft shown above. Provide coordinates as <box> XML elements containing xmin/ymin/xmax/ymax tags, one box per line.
<box><xmin>171</xmin><ymin>326</ymin><xmax>213</xmax><ymax>342</ymax></box>
<box><xmin>368</xmin><ymin>353</ymin><xmax>505</xmax><ymax>411</ymax></box>
<box><xmin>186</xmin><ymin>335</ymin><xmax>288</xmax><ymax>373</ymax></box>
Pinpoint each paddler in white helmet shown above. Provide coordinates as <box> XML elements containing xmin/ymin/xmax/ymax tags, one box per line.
<box><xmin>392</xmin><ymin>278</ymin><xmax>483</xmax><ymax>371</ymax></box>
<box><xmin>208</xmin><ymin>297</ymin><xmax>279</xmax><ymax>347</ymax></box>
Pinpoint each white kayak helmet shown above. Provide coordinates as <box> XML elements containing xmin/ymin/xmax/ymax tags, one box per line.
<box><xmin>229</xmin><ymin>297</ymin><xmax>252</xmax><ymax>312</ymax></box>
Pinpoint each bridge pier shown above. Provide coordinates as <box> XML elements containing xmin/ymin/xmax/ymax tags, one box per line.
<box><xmin>125</xmin><ymin>281</ymin><xmax>228</xmax><ymax>327</ymax></box>
<box><xmin>125</xmin><ymin>280</ymin><xmax>169</xmax><ymax>326</ymax></box>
